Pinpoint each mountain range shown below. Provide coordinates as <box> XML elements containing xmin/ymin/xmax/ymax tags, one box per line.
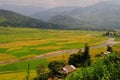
<box><xmin>32</xmin><ymin>6</ymin><xmax>78</xmax><ymax>21</ymax></box>
<box><xmin>33</xmin><ymin>1</ymin><xmax>120</xmax><ymax>30</ymax></box>
<box><xmin>0</xmin><ymin>9</ymin><xmax>69</xmax><ymax>29</ymax></box>
<box><xmin>0</xmin><ymin>1</ymin><xmax>120</xmax><ymax>30</ymax></box>
<box><xmin>63</xmin><ymin>2</ymin><xmax>120</xmax><ymax>30</ymax></box>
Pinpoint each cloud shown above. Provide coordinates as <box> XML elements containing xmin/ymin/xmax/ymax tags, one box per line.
<box><xmin>0</xmin><ymin>0</ymin><xmax>116</xmax><ymax>8</ymax></box>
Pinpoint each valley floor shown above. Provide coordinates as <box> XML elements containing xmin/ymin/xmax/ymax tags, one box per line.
<box><xmin>0</xmin><ymin>27</ymin><xmax>120</xmax><ymax>80</ymax></box>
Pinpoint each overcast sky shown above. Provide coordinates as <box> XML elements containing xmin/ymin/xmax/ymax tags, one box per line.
<box><xmin>0</xmin><ymin>0</ymin><xmax>119</xmax><ymax>8</ymax></box>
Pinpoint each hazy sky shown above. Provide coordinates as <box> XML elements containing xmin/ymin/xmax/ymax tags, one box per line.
<box><xmin>0</xmin><ymin>0</ymin><xmax>119</xmax><ymax>8</ymax></box>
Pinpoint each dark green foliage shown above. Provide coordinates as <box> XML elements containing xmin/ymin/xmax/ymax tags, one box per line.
<box><xmin>68</xmin><ymin>54</ymin><xmax>81</xmax><ymax>67</ymax></box>
<box><xmin>48</xmin><ymin>61</ymin><xmax>65</xmax><ymax>74</ymax></box>
<box><xmin>83</xmin><ymin>44</ymin><xmax>91</xmax><ymax>66</ymax></box>
<box><xmin>103</xmin><ymin>31</ymin><xmax>120</xmax><ymax>37</ymax></box>
<box><xmin>104</xmin><ymin>31</ymin><xmax>110</xmax><ymax>36</ymax></box>
<box><xmin>68</xmin><ymin>52</ymin><xmax>120</xmax><ymax>80</ymax></box>
<box><xmin>34</xmin><ymin>64</ymin><xmax>48</xmax><ymax>80</ymax></box>
<box><xmin>107</xmin><ymin>45</ymin><xmax>113</xmax><ymax>52</ymax></box>
<box><xmin>95</xmin><ymin>52</ymin><xmax>104</xmax><ymax>57</ymax></box>
<box><xmin>34</xmin><ymin>73</ymin><xmax>48</xmax><ymax>80</ymax></box>
<box><xmin>84</xmin><ymin>44</ymin><xmax>89</xmax><ymax>56</ymax></box>
<box><xmin>68</xmin><ymin>44</ymin><xmax>91</xmax><ymax>67</ymax></box>
<box><xmin>48</xmin><ymin>71</ymin><xmax>54</xmax><ymax>78</ymax></box>
<box><xmin>103</xmin><ymin>53</ymin><xmax>120</xmax><ymax>80</ymax></box>
<box><xmin>104</xmin><ymin>53</ymin><xmax>120</xmax><ymax>65</ymax></box>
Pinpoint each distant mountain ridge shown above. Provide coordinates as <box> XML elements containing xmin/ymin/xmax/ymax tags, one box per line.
<box><xmin>1</xmin><ymin>1</ymin><xmax>120</xmax><ymax>30</ymax></box>
<box><xmin>0</xmin><ymin>9</ymin><xmax>69</xmax><ymax>29</ymax></box>
<box><xmin>32</xmin><ymin>6</ymin><xmax>78</xmax><ymax>21</ymax></box>
<box><xmin>48</xmin><ymin>15</ymin><xmax>90</xmax><ymax>30</ymax></box>
<box><xmin>64</xmin><ymin>1</ymin><xmax>120</xmax><ymax>29</ymax></box>
<box><xmin>43</xmin><ymin>2</ymin><xmax>120</xmax><ymax>30</ymax></box>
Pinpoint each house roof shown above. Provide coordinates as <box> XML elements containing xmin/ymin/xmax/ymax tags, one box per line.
<box><xmin>59</xmin><ymin>65</ymin><xmax>76</xmax><ymax>74</ymax></box>
<box><xmin>104</xmin><ymin>51</ymin><xmax>111</xmax><ymax>55</ymax></box>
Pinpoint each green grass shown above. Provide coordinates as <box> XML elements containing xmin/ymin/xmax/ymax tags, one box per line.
<box><xmin>0</xmin><ymin>27</ymin><xmax>107</xmax><ymax>58</ymax></box>
<box><xmin>0</xmin><ymin>71</ymin><xmax>37</xmax><ymax>80</ymax></box>
<box><xmin>0</xmin><ymin>59</ymin><xmax>48</xmax><ymax>72</ymax></box>
<box><xmin>0</xmin><ymin>27</ymin><xmax>105</xmax><ymax>43</ymax></box>
<box><xmin>0</xmin><ymin>27</ymin><xmax>119</xmax><ymax>80</ymax></box>
<box><xmin>6</xmin><ymin>47</ymin><xmax>51</xmax><ymax>57</ymax></box>
<box><xmin>0</xmin><ymin>48</ymin><xmax>8</xmax><ymax>53</ymax></box>
<box><xmin>0</xmin><ymin>16</ymin><xmax>6</xmax><ymax>22</ymax></box>
<box><xmin>0</xmin><ymin>27</ymin><xmax>108</xmax><ymax>73</ymax></box>
<box><xmin>115</xmin><ymin>37</ymin><xmax>120</xmax><ymax>41</ymax></box>
<box><xmin>61</xmin><ymin>43</ymin><xmax>84</xmax><ymax>49</ymax></box>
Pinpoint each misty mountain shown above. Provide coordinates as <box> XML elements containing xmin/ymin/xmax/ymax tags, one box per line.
<box><xmin>0</xmin><ymin>4</ymin><xmax>48</xmax><ymax>16</ymax></box>
<box><xmin>65</xmin><ymin>1</ymin><xmax>120</xmax><ymax>27</ymax></box>
<box><xmin>47</xmin><ymin>1</ymin><xmax>120</xmax><ymax>30</ymax></box>
<box><xmin>0</xmin><ymin>9</ymin><xmax>69</xmax><ymax>29</ymax></box>
<box><xmin>48</xmin><ymin>15</ymin><xmax>90</xmax><ymax>29</ymax></box>
<box><xmin>1</xmin><ymin>1</ymin><xmax>120</xmax><ymax>30</ymax></box>
<box><xmin>32</xmin><ymin>6</ymin><xmax>78</xmax><ymax>21</ymax></box>
<box><xmin>65</xmin><ymin>2</ymin><xmax>120</xmax><ymax>22</ymax></box>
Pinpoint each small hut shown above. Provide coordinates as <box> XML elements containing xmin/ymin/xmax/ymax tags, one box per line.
<box><xmin>59</xmin><ymin>65</ymin><xmax>76</xmax><ymax>75</ymax></box>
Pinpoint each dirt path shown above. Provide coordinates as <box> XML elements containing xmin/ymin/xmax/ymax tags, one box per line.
<box><xmin>0</xmin><ymin>38</ymin><xmax>119</xmax><ymax>65</ymax></box>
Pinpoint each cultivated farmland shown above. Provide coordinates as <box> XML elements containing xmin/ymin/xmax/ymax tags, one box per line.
<box><xmin>1</xmin><ymin>27</ymin><xmax>120</xmax><ymax>80</ymax></box>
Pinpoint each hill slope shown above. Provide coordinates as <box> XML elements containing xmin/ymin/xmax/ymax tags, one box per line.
<box><xmin>65</xmin><ymin>1</ymin><xmax>120</xmax><ymax>29</ymax></box>
<box><xmin>0</xmin><ymin>9</ymin><xmax>69</xmax><ymax>29</ymax></box>
<box><xmin>34</xmin><ymin>1</ymin><xmax>120</xmax><ymax>30</ymax></box>
<box><xmin>33</xmin><ymin>6</ymin><xmax>78</xmax><ymax>21</ymax></box>
<box><xmin>48</xmin><ymin>15</ymin><xmax>90</xmax><ymax>30</ymax></box>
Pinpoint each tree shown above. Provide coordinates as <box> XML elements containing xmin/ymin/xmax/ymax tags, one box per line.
<box><xmin>105</xmin><ymin>31</ymin><xmax>110</xmax><ymax>36</ymax></box>
<box><xmin>83</xmin><ymin>43</ymin><xmax>89</xmax><ymax>59</ymax></box>
<box><xmin>68</xmin><ymin>53</ymin><xmax>120</xmax><ymax>80</ymax></box>
<box><xmin>68</xmin><ymin>53</ymin><xmax>81</xmax><ymax>67</ymax></box>
<box><xmin>34</xmin><ymin>73</ymin><xmax>48</xmax><ymax>80</ymax></box>
<box><xmin>107</xmin><ymin>45</ymin><xmax>113</xmax><ymax>52</ymax></box>
<box><xmin>68</xmin><ymin>44</ymin><xmax>91</xmax><ymax>67</ymax></box>
<box><xmin>48</xmin><ymin>61</ymin><xmax>65</xmax><ymax>74</ymax></box>
<box><xmin>34</xmin><ymin>64</ymin><xmax>48</xmax><ymax>80</ymax></box>
<box><xmin>82</xmin><ymin>43</ymin><xmax>91</xmax><ymax>66</ymax></box>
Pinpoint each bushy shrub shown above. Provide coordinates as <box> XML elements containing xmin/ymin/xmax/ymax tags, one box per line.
<box><xmin>34</xmin><ymin>73</ymin><xmax>48</xmax><ymax>80</ymax></box>
<box><xmin>68</xmin><ymin>44</ymin><xmax>91</xmax><ymax>67</ymax></box>
<box><xmin>34</xmin><ymin>64</ymin><xmax>48</xmax><ymax>80</ymax></box>
<box><xmin>67</xmin><ymin>52</ymin><xmax>120</xmax><ymax>80</ymax></box>
<box><xmin>48</xmin><ymin>60</ymin><xmax>65</xmax><ymax>74</ymax></box>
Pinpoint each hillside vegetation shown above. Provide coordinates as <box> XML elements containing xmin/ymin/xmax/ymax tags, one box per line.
<box><xmin>0</xmin><ymin>9</ymin><xmax>68</xmax><ymax>29</ymax></box>
<box><xmin>66</xmin><ymin>52</ymin><xmax>120</xmax><ymax>80</ymax></box>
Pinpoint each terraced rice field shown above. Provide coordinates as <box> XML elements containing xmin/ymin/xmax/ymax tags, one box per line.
<box><xmin>0</xmin><ymin>27</ymin><xmax>107</xmax><ymax>60</ymax></box>
<box><xmin>1</xmin><ymin>27</ymin><xmax>115</xmax><ymax>80</ymax></box>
